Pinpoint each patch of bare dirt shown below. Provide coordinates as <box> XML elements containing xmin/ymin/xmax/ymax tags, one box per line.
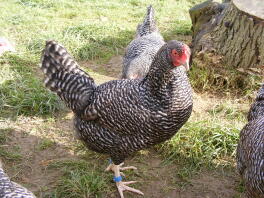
<box><xmin>105</xmin><ymin>150</ymin><xmax>243</xmax><ymax>198</ymax></box>
<box><xmin>193</xmin><ymin>92</ymin><xmax>219</xmax><ymax>116</ymax></box>
<box><xmin>1</xmin><ymin>117</ymin><xmax>76</xmax><ymax>195</ymax></box>
<box><xmin>181</xmin><ymin>171</ymin><xmax>240</xmax><ymax>198</ymax></box>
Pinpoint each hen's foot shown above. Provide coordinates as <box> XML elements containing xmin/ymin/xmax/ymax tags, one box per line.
<box><xmin>105</xmin><ymin>162</ymin><xmax>137</xmax><ymax>176</ymax></box>
<box><xmin>106</xmin><ymin>161</ymin><xmax>143</xmax><ymax>198</ymax></box>
<box><xmin>117</xmin><ymin>181</ymin><xmax>144</xmax><ymax>198</ymax></box>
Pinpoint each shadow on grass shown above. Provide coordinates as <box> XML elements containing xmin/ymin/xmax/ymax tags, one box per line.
<box><xmin>63</xmin><ymin>26</ymin><xmax>135</xmax><ymax>78</ymax></box>
<box><xmin>0</xmin><ymin>53</ymin><xmax>63</xmax><ymax>119</ymax></box>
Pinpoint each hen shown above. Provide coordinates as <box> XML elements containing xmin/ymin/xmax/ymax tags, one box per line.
<box><xmin>41</xmin><ymin>40</ymin><xmax>192</xmax><ymax>197</ymax></box>
<box><xmin>0</xmin><ymin>160</ymin><xmax>36</xmax><ymax>198</ymax></box>
<box><xmin>237</xmin><ymin>84</ymin><xmax>264</xmax><ymax>198</ymax></box>
<box><xmin>122</xmin><ymin>5</ymin><xmax>165</xmax><ymax>79</ymax></box>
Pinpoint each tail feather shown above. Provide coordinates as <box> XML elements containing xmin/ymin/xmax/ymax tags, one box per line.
<box><xmin>136</xmin><ymin>5</ymin><xmax>157</xmax><ymax>37</ymax></box>
<box><xmin>41</xmin><ymin>40</ymin><xmax>88</xmax><ymax>76</ymax></box>
<box><xmin>41</xmin><ymin>40</ymin><xmax>96</xmax><ymax>115</ymax></box>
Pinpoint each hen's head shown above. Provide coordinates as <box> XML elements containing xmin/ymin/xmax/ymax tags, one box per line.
<box><xmin>167</xmin><ymin>40</ymin><xmax>191</xmax><ymax>71</ymax></box>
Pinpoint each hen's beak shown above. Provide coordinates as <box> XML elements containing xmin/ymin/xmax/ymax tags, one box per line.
<box><xmin>183</xmin><ymin>44</ymin><xmax>191</xmax><ymax>71</ymax></box>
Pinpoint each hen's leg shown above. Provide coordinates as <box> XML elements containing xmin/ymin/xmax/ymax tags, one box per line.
<box><xmin>108</xmin><ymin>163</ymin><xmax>144</xmax><ymax>198</ymax></box>
<box><xmin>105</xmin><ymin>161</ymin><xmax>143</xmax><ymax>198</ymax></box>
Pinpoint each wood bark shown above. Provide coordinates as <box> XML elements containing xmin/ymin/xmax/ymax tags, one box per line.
<box><xmin>190</xmin><ymin>0</ymin><xmax>264</xmax><ymax>69</ymax></box>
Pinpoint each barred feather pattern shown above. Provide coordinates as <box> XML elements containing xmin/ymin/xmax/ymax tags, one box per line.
<box><xmin>247</xmin><ymin>84</ymin><xmax>264</xmax><ymax>122</ymax></box>
<box><xmin>136</xmin><ymin>5</ymin><xmax>158</xmax><ymax>37</ymax></box>
<box><xmin>122</xmin><ymin>5</ymin><xmax>165</xmax><ymax>79</ymax></box>
<box><xmin>41</xmin><ymin>40</ymin><xmax>96</xmax><ymax>117</ymax></box>
<box><xmin>41</xmin><ymin>40</ymin><xmax>193</xmax><ymax>165</ymax></box>
<box><xmin>0</xmin><ymin>167</ymin><xmax>36</xmax><ymax>198</ymax></box>
<box><xmin>237</xmin><ymin>85</ymin><xmax>264</xmax><ymax>198</ymax></box>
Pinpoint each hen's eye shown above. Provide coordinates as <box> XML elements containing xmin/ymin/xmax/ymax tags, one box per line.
<box><xmin>172</xmin><ymin>50</ymin><xmax>177</xmax><ymax>55</ymax></box>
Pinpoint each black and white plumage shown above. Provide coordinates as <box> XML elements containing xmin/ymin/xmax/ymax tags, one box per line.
<box><xmin>122</xmin><ymin>5</ymin><xmax>165</xmax><ymax>79</ymax></box>
<box><xmin>247</xmin><ymin>85</ymin><xmax>264</xmax><ymax>122</ymax></box>
<box><xmin>0</xmin><ymin>161</ymin><xmax>36</xmax><ymax>198</ymax></box>
<box><xmin>41</xmin><ymin>39</ymin><xmax>192</xmax><ymax>165</ymax></box>
<box><xmin>41</xmin><ymin>40</ymin><xmax>192</xmax><ymax>196</ymax></box>
<box><xmin>237</xmin><ymin>84</ymin><xmax>264</xmax><ymax>198</ymax></box>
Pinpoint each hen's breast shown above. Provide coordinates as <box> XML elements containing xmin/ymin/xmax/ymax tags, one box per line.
<box><xmin>92</xmin><ymin>80</ymin><xmax>151</xmax><ymax>135</ymax></box>
<box><xmin>91</xmin><ymin>77</ymin><xmax>192</xmax><ymax>140</ymax></box>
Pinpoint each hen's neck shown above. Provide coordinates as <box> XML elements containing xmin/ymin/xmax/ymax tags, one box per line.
<box><xmin>141</xmin><ymin>53</ymin><xmax>188</xmax><ymax>98</ymax></box>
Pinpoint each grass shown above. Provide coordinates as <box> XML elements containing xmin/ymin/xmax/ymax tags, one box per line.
<box><xmin>0</xmin><ymin>54</ymin><xmax>62</xmax><ymax>117</ymax></box>
<box><xmin>37</xmin><ymin>138</ymin><xmax>55</xmax><ymax>150</ymax></box>
<box><xmin>161</xmin><ymin>120</ymin><xmax>240</xmax><ymax>168</ymax></box>
<box><xmin>0</xmin><ymin>128</ymin><xmax>12</xmax><ymax>143</ymax></box>
<box><xmin>158</xmin><ymin>101</ymin><xmax>247</xmax><ymax>181</ymax></box>
<box><xmin>47</xmin><ymin>160</ymin><xmax>111</xmax><ymax>198</ymax></box>
<box><xmin>208</xmin><ymin>103</ymin><xmax>246</xmax><ymax>121</ymax></box>
<box><xmin>0</xmin><ymin>128</ymin><xmax>23</xmax><ymax>161</ymax></box>
<box><xmin>189</xmin><ymin>56</ymin><xmax>262</xmax><ymax>96</ymax></box>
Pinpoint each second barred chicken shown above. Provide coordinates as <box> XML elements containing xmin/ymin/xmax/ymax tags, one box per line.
<box><xmin>237</xmin><ymin>84</ymin><xmax>264</xmax><ymax>198</ymax></box>
<box><xmin>122</xmin><ymin>5</ymin><xmax>165</xmax><ymax>79</ymax></box>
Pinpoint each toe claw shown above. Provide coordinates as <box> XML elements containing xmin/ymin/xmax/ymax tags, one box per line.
<box><xmin>120</xmin><ymin>166</ymin><xmax>137</xmax><ymax>171</ymax></box>
<box><xmin>118</xmin><ymin>187</ymin><xmax>125</xmax><ymax>198</ymax></box>
<box><xmin>105</xmin><ymin>162</ymin><xmax>137</xmax><ymax>173</ymax></box>
<box><xmin>123</xmin><ymin>181</ymin><xmax>137</xmax><ymax>185</ymax></box>
<box><xmin>105</xmin><ymin>164</ymin><xmax>112</xmax><ymax>172</ymax></box>
<box><xmin>117</xmin><ymin>181</ymin><xmax>144</xmax><ymax>197</ymax></box>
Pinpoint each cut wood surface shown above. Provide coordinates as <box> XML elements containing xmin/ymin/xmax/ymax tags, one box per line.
<box><xmin>233</xmin><ymin>0</ymin><xmax>264</xmax><ymax>19</ymax></box>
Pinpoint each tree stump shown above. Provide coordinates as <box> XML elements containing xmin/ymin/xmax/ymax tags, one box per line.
<box><xmin>189</xmin><ymin>0</ymin><xmax>264</xmax><ymax>70</ymax></box>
